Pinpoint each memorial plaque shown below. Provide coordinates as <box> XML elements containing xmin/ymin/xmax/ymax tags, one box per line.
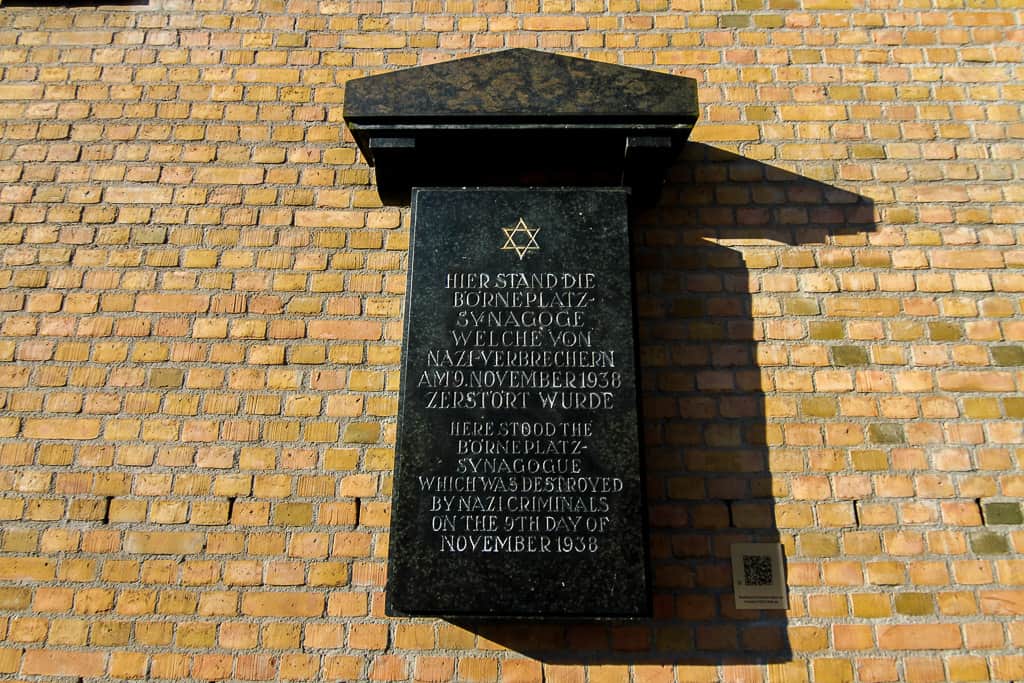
<box><xmin>387</xmin><ymin>188</ymin><xmax>648</xmax><ymax>618</ymax></box>
<box><xmin>344</xmin><ymin>48</ymin><xmax>698</xmax><ymax>619</ymax></box>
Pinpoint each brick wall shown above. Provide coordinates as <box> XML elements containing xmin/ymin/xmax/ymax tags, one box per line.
<box><xmin>0</xmin><ymin>1</ymin><xmax>1022</xmax><ymax>681</ymax></box>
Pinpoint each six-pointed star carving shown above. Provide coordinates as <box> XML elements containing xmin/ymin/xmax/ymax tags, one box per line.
<box><xmin>500</xmin><ymin>218</ymin><xmax>540</xmax><ymax>260</ymax></box>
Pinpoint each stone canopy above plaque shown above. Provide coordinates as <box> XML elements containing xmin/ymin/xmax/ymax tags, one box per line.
<box><xmin>343</xmin><ymin>49</ymin><xmax>698</xmax><ymax>205</ymax></box>
<box><xmin>343</xmin><ymin>50</ymin><xmax>700</xmax><ymax>620</ymax></box>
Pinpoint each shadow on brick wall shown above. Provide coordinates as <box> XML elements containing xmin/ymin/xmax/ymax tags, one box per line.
<box><xmin>449</xmin><ymin>143</ymin><xmax>876</xmax><ymax>666</ymax></box>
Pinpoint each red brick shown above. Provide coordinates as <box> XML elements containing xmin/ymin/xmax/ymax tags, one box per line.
<box><xmin>23</xmin><ymin>418</ymin><xmax>100</xmax><ymax>440</ymax></box>
<box><xmin>51</xmin><ymin>30</ymin><xmax>113</xmax><ymax>44</ymax></box>
<box><xmin>991</xmin><ymin>656</ymin><xmax>1024</xmax><ymax>681</ymax></box>
<box><xmin>236</xmin><ymin>654</ymin><xmax>278</xmax><ymax>680</ymax></box>
<box><xmin>414</xmin><ymin>656</ymin><xmax>455</xmax><ymax>682</ymax></box>
<box><xmin>22</xmin><ymin>650</ymin><xmax>105</xmax><ymax>677</ymax></box>
<box><xmin>308</xmin><ymin>320</ymin><xmax>382</xmax><ymax>340</ymax></box>
<box><xmin>135</xmin><ymin>294</ymin><xmax>210</xmax><ymax>313</ymax></box>
<box><xmin>0</xmin><ymin>13</ymin><xmax>1021</xmax><ymax>683</ymax></box>
<box><xmin>105</xmin><ymin>186</ymin><xmax>174</xmax><ymax>204</ymax></box>
<box><xmin>877</xmin><ymin>624</ymin><xmax>962</xmax><ymax>650</ymax></box>
<box><xmin>193</xmin><ymin>654</ymin><xmax>233</xmax><ymax>680</ymax></box>
<box><xmin>980</xmin><ymin>590</ymin><xmax>1024</xmax><ymax>616</ymax></box>
<box><xmin>124</xmin><ymin>532</ymin><xmax>204</xmax><ymax>555</ymax></box>
<box><xmin>195</xmin><ymin>167</ymin><xmax>265</xmax><ymax>185</ymax></box>
<box><xmin>294</xmin><ymin>210</ymin><xmax>364</xmax><ymax>228</ymax></box>
<box><xmin>937</xmin><ymin>371</ymin><xmax>1015</xmax><ymax>392</ymax></box>
<box><xmin>931</xmin><ymin>249</ymin><xmax>1005</xmax><ymax>269</ymax></box>
<box><xmin>523</xmin><ymin>16</ymin><xmax>587</xmax><ymax>30</ymax></box>
<box><xmin>369</xmin><ymin>655</ymin><xmax>408</xmax><ymax>681</ymax></box>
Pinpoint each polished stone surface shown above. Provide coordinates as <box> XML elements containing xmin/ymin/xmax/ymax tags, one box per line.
<box><xmin>387</xmin><ymin>188</ymin><xmax>648</xmax><ymax>618</ymax></box>
<box><xmin>343</xmin><ymin>49</ymin><xmax>698</xmax><ymax>204</ymax></box>
<box><xmin>345</xmin><ymin>48</ymin><xmax>698</xmax><ymax>121</ymax></box>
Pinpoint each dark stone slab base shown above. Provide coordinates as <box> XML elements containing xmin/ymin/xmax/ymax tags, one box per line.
<box><xmin>387</xmin><ymin>188</ymin><xmax>648</xmax><ymax>618</ymax></box>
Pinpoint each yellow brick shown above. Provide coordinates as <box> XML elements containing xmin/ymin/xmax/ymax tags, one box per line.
<box><xmin>193</xmin><ymin>318</ymin><xmax>228</xmax><ymax>338</ymax></box>
<box><xmin>851</xmin><ymin>593</ymin><xmax>891</xmax><ymax>618</ymax></box>
<box><xmin>0</xmin><ymin>558</ymin><xmax>57</xmax><ymax>581</ymax></box>
<box><xmin>236</xmin><ymin>68</ymin><xmax>300</xmax><ymax>84</ymax></box>
<box><xmin>780</xmin><ymin>105</ymin><xmax>849</xmax><ymax>121</ymax></box>
<box><xmin>230</xmin><ymin>319</ymin><xmax>267</xmax><ymax>339</ymax></box>
<box><xmin>812</xmin><ymin>660</ymin><xmax>853</xmax><ymax>683</ymax></box>
<box><xmin>689</xmin><ymin>124</ymin><xmax>760</xmax><ymax>141</ymax></box>
<box><xmin>105</xmin><ymin>186</ymin><xmax>174</xmax><ymax>204</ymax></box>
<box><xmin>284</xmin><ymin>395</ymin><xmax>321</xmax><ymax>416</ymax></box>
<box><xmin>289</xmin><ymin>345</ymin><xmax>326</xmax><ymax>364</ymax></box>
<box><xmin>343</xmin><ymin>422</ymin><xmax>380</xmax><ymax>444</ymax></box>
<box><xmin>124</xmin><ymin>532</ymin><xmax>203</xmax><ymax>555</ymax></box>
<box><xmin>274</xmin><ymin>503</ymin><xmax>312</xmax><ymax>526</ymax></box>
<box><xmin>250</xmin><ymin>345</ymin><xmax>285</xmax><ymax>365</ymax></box>
<box><xmin>0</xmin><ymin>84</ymin><xmax>44</xmax><ymax>100</ymax></box>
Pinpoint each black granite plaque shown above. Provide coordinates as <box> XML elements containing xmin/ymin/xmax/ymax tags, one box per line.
<box><xmin>387</xmin><ymin>188</ymin><xmax>648</xmax><ymax>618</ymax></box>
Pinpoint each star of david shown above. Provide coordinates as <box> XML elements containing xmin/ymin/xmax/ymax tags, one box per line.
<box><xmin>500</xmin><ymin>218</ymin><xmax>540</xmax><ymax>260</ymax></box>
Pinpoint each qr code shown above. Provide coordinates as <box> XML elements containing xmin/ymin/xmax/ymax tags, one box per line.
<box><xmin>742</xmin><ymin>554</ymin><xmax>774</xmax><ymax>586</ymax></box>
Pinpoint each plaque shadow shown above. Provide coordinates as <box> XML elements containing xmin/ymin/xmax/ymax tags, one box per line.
<box><xmin>444</xmin><ymin>143</ymin><xmax>877</xmax><ymax>667</ymax></box>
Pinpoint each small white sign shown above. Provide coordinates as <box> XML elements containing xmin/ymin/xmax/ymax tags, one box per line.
<box><xmin>731</xmin><ymin>543</ymin><xmax>788</xmax><ymax>610</ymax></box>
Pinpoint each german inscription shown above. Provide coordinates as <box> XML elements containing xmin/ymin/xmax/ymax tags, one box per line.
<box><xmin>387</xmin><ymin>189</ymin><xmax>648</xmax><ymax>617</ymax></box>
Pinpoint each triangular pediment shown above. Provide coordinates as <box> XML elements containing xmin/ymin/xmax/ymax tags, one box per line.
<box><xmin>344</xmin><ymin>48</ymin><xmax>697</xmax><ymax>121</ymax></box>
<box><xmin>342</xmin><ymin>49</ymin><xmax>699</xmax><ymax>205</ymax></box>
